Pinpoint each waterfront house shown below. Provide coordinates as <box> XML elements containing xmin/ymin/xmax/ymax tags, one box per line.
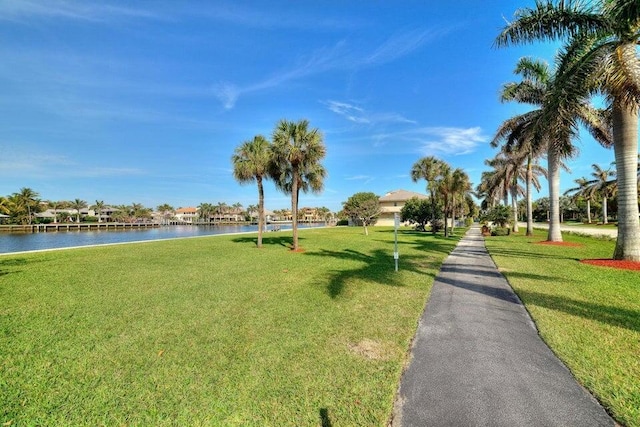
<box><xmin>175</xmin><ymin>207</ymin><xmax>198</xmax><ymax>223</ymax></box>
<box><xmin>377</xmin><ymin>189</ymin><xmax>429</xmax><ymax>226</ymax></box>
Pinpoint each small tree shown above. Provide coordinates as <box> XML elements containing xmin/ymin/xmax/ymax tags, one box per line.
<box><xmin>401</xmin><ymin>197</ymin><xmax>439</xmax><ymax>231</ymax></box>
<box><xmin>484</xmin><ymin>205</ymin><xmax>512</xmax><ymax>228</ymax></box>
<box><xmin>342</xmin><ymin>192</ymin><xmax>380</xmax><ymax>235</ymax></box>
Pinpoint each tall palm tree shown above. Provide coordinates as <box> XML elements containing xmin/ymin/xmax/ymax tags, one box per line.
<box><xmin>70</xmin><ymin>199</ymin><xmax>88</xmax><ymax>223</ymax></box>
<box><xmin>270</xmin><ymin>119</ymin><xmax>327</xmax><ymax>251</ymax></box>
<box><xmin>91</xmin><ymin>200</ymin><xmax>105</xmax><ymax>223</ymax></box>
<box><xmin>232</xmin><ymin>135</ymin><xmax>272</xmax><ymax>247</ymax></box>
<box><xmin>588</xmin><ymin>163</ymin><xmax>617</xmax><ymax>224</ymax></box>
<box><xmin>411</xmin><ymin>156</ymin><xmax>445</xmax><ymax>234</ymax></box>
<box><xmin>45</xmin><ymin>200</ymin><xmax>61</xmax><ymax>224</ymax></box>
<box><xmin>484</xmin><ymin>153</ymin><xmax>528</xmax><ymax>233</ymax></box>
<box><xmin>214</xmin><ymin>202</ymin><xmax>228</xmax><ymax>223</ymax></box>
<box><xmin>13</xmin><ymin>187</ymin><xmax>40</xmax><ymax>225</ymax></box>
<box><xmin>197</xmin><ymin>203</ymin><xmax>214</xmax><ymax>223</ymax></box>
<box><xmin>497</xmin><ymin>0</ymin><xmax>640</xmax><ymax>259</ymax></box>
<box><xmin>450</xmin><ymin>168</ymin><xmax>472</xmax><ymax>236</ymax></box>
<box><xmin>564</xmin><ymin>177</ymin><xmax>597</xmax><ymax>224</ymax></box>
<box><xmin>495</xmin><ymin>56</ymin><xmax>610</xmax><ymax>241</ymax></box>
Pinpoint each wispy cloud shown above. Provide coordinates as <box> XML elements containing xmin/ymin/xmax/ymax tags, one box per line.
<box><xmin>345</xmin><ymin>175</ymin><xmax>375</xmax><ymax>184</ymax></box>
<box><xmin>371</xmin><ymin>127</ymin><xmax>487</xmax><ymax>156</ymax></box>
<box><xmin>0</xmin><ymin>143</ymin><xmax>145</xmax><ymax>179</ymax></box>
<box><xmin>364</xmin><ymin>29</ymin><xmax>438</xmax><ymax>66</ymax></box>
<box><xmin>216</xmin><ymin>29</ymin><xmax>441</xmax><ymax>109</ymax></box>
<box><xmin>416</xmin><ymin>127</ymin><xmax>487</xmax><ymax>155</ymax></box>
<box><xmin>0</xmin><ymin>1</ymin><xmax>164</xmax><ymax>24</ymax></box>
<box><xmin>323</xmin><ymin>100</ymin><xmax>416</xmax><ymax>125</ymax></box>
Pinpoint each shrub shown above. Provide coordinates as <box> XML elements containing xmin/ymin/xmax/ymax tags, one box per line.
<box><xmin>430</xmin><ymin>219</ymin><xmax>444</xmax><ymax>232</ymax></box>
<box><xmin>464</xmin><ymin>217</ymin><xmax>473</xmax><ymax>227</ymax></box>
<box><xmin>336</xmin><ymin>219</ymin><xmax>349</xmax><ymax>226</ymax></box>
<box><xmin>491</xmin><ymin>227</ymin><xmax>511</xmax><ymax>236</ymax></box>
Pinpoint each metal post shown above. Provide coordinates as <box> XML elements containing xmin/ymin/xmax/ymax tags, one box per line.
<box><xmin>394</xmin><ymin>213</ymin><xmax>399</xmax><ymax>272</ymax></box>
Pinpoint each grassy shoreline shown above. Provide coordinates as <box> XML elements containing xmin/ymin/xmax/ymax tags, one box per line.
<box><xmin>1</xmin><ymin>226</ymin><xmax>462</xmax><ymax>426</ymax></box>
<box><xmin>485</xmin><ymin>230</ymin><xmax>640</xmax><ymax>427</ymax></box>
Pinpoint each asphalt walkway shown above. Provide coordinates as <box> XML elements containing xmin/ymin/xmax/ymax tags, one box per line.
<box><xmin>393</xmin><ymin>226</ymin><xmax>614</xmax><ymax>426</ymax></box>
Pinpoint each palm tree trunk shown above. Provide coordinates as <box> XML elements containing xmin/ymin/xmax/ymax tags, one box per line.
<box><xmin>291</xmin><ymin>172</ymin><xmax>300</xmax><ymax>251</ymax></box>
<box><xmin>602</xmin><ymin>197</ymin><xmax>608</xmax><ymax>224</ymax></box>
<box><xmin>612</xmin><ymin>102</ymin><xmax>640</xmax><ymax>260</ymax></box>
<box><xmin>547</xmin><ymin>145</ymin><xmax>562</xmax><ymax>242</ymax></box>
<box><xmin>257</xmin><ymin>176</ymin><xmax>264</xmax><ymax>248</ymax></box>
<box><xmin>511</xmin><ymin>186</ymin><xmax>519</xmax><ymax>233</ymax></box>
<box><xmin>526</xmin><ymin>155</ymin><xmax>533</xmax><ymax>236</ymax></box>
<box><xmin>451</xmin><ymin>199</ymin><xmax>456</xmax><ymax>236</ymax></box>
<box><xmin>586</xmin><ymin>199</ymin><xmax>591</xmax><ymax>224</ymax></box>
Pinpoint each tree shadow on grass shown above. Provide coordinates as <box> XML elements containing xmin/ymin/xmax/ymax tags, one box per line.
<box><xmin>231</xmin><ymin>235</ymin><xmax>300</xmax><ymax>248</ymax></box>
<box><xmin>517</xmin><ymin>289</ymin><xmax>640</xmax><ymax>333</ymax></box>
<box><xmin>0</xmin><ymin>258</ymin><xmax>28</xmax><ymax>277</ymax></box>
<box><xmin>304</xmin><ymin>248</ymin><xmax>435</xmax><ymax>298</ymax></box>
<box><xmin>485</xmin><ymin>246</ymin><xmax>581</xmax><ymax>261</ymax></box>
<box><xmin>319</xmin><ymin>408</ymin><xmax>332</xmax><ymax>427</ymax></box>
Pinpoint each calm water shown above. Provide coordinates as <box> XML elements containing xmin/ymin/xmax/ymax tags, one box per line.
<box><xmin>0</xmin><ymin>223</ymin><xmax>324</xmax><ymax>254</ymax></box>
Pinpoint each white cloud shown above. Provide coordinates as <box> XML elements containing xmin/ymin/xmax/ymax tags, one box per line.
<box><xmin>217</xmin><ymin>28</ymin><xmax>440</xmax><ymax>109</ymax></box>
<box><xmin>323</xmin><ymin>100</ymin><xmax>415</xmax><ymax>125</ymax></box>
<box><xmin>416</xmin><ymin>127</ymin><xmax>487</xmax><ymax>155</ymax></box>
<box><xmin>0</xmin><ymin>0</ymin><xmax>164</xmax><ymax>23</ymax></box>
<box><xmin>213</xmin><ymin>82</ymin><xmax>241</xmax><ymax>110</ymax></box>
<box><xmin>369</xmin><ymin>126</ymin><xmax>487</xmax><ymax>156</ymax></box>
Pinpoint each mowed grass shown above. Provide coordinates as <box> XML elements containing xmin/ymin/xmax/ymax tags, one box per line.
<box><xmin>484</xmin><ymin>230</ymin><xmax>640</xmax><ymax>427</ymax></box>
<box><xmin>0</xmin><ymin>226</ymin><xmax>461</xmax><ymax>426</ymax></box>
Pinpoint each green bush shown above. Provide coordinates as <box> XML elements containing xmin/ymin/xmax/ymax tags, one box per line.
<box><xmin>336</xmin><ymin>219</ymin><xmax>349</xmax><ymax>226</ymax></box>
<box><xmin>491</xmin><ymin>227</ymin><xmax>511</xmax><ymax>236</ymax></box>
<box><xmin>464</xmin><ymin>217</ymin><xmax>473</xmax><ymax>227</ymax></box>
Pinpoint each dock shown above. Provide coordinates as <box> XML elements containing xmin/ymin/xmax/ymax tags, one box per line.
<box><xmin>0</xmin><ymin>223</ymin><xmax>160</xmax><ymax>233</ymax></box>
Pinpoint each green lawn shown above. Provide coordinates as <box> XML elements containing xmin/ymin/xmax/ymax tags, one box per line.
<box><xmin>484</xmin><ymin>230</ymin><xmax>640</xmax><ymax>427</ymax></box>
<box><xmin>0</xmin><ymin>227</ymin><xmax>462</xmax><ymax>426</ymax></box>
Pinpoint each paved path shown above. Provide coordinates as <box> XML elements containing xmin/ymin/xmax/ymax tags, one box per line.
<box><xmin>393</xmin><ymin>226</ymin><xmax>614</xmax><ymax>426</ymax></box>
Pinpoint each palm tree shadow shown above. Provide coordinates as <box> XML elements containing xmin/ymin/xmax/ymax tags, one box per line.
<box><xmin>231</xmin><ymin>235</ymin><xmax>300</xmax><ymax>248</ymax></box>
<box><xmin>304</xmin><ymin>248</ymin><xmax>434</xmax><ymax>298</ymax></box>
<box><xmin>517</xmin><ymin>289</ymin><xmax>640</xmax><ymax>332</ymax></box>
<box><xmin>319</xmin><ymin>408</ymin><xmax>332</xmax><ymax>427</ymax></box>
<box><xmin>0</xmin><ymin>258</ymin><xmax>29</xmax><ymax>277</ymax></box>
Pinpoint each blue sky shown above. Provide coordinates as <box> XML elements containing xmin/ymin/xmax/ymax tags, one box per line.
<box><xmin>0</xmin><ymin>1</ymin><xmax>617</xmax><ymax>212</ymax></box>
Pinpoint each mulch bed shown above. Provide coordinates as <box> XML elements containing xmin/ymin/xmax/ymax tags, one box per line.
<box><xmin>581</xmin><ymin>259</ymin><xmax>640</xmax><ymax>271</ymax></box>
<box><xmin>535</xmin><ymin>241</ymin><xmax>584</xmax><ymax>247</ymax></box>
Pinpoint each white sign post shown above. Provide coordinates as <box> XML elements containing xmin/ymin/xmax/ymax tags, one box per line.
<box><xmin>394</xmin><ymin>213</ymin><xmax>399</xmax><ymax>272</ymax></box>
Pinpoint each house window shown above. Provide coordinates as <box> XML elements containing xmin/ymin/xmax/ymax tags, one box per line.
<box><xmin>394</xmin><ymin>202</ymin><xmax>398</xmax><ymax>207</ymax></box>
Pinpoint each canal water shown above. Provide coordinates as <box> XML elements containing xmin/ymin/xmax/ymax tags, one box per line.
<box><xmin>0</xmin><ymin>223</ymin><xmax>324</xmax><ymax>255</ymax></box>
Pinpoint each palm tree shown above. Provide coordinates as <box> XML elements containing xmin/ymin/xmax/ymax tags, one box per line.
<box><xmin>588</xmin><ymin>163</ymin><xmax>617</xmax><ymax>224</ymax></box>
<box><xmin>214</xmin><ymin>202</ymin><xmax>228</xmax><ymax>223</ymax></box>
<box><xmin>13</xmin><ymin>187</ymin><xmax>40</xmax><ymax>225</ymax></box>
<box><xmin>197</xmin><ymin>203</ymin><xmax>214</xmax><ymax>224</ymax></box>
<box><xmin>91</xmin><ymin>200</ymin><xmax>105</xmax><ymax>223</ymax></box>
<box><xmin>564</xmin><ymin>177</ymin><xmax>597</xmax><ymax>224</ymax></box>
<box><xmin>497</xmin><ymin>0</ymin><xmax>640</xmax><ymax>259</ymax></box>
<box><xmin>450</xmin><ymin>168</ymin><xmax>472</xmax><ymax>236</ymax></box>
<box><xmin>157</xmin><ymin>203</ymin><xmax>174</xmax><ymax>224</ymax></box>
<box><xmin>0</xmin><ymin>196</ymin><xmax>10</xmax><ymax>215</ymax></box>
<box><xmin>70</xmin><ymin>199</ymin><xmax>88</xmax><ymax>223</ymax></box>
<box><xmin>411</xmin><ymin>156</ymin><xmax>445</xmax><ymax>234</ymax></box>
<box><xmin>270</xmin><ymin>119</ymin><xmax>327</xmax><ymax>251</ymax></box>
<box><xmin>233</xmin><ymin>135</ymin><xmax>272</xmax><ymax>247</ymax></box>
<box><xmin>45</xmin><ymin>200</ymin><xmax>61</xmax><ymax>224</ymax></box>
<box><xmin>494</xmin><ymin>56</ymin><xmax>610</xmax><ymax>241</ymax></box>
